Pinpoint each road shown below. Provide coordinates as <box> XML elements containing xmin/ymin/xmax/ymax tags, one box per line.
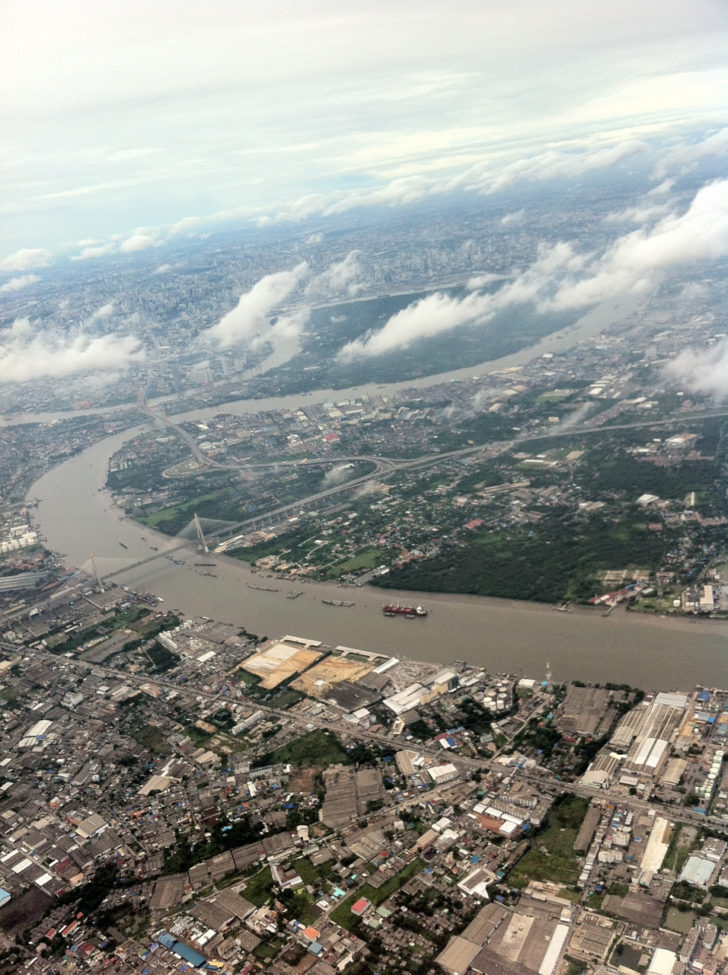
<box><xmin>104</xmin><ymin>402</ymin><xmax>728</xmax><ymax>585</ymax></box>
<box><xmin>11</xmin><ymin>640</ymin><xmax>726</xmax><ymax>836</ymax></box>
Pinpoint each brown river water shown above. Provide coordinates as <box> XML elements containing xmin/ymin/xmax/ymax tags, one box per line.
<box><xmin>28</xmin><ymin>295</ymin><xmax>727</xmax><ymax>690</ymax></box>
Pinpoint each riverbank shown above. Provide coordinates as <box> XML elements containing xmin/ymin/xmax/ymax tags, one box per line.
<box><xmin>26</xmin><ymin>290</ymin><xmax>726</xmax><ymax>688</ymax></box>
<box><xmin>30</xmin><ymin>423</ymin><xmax>726</xmax><ymax>690</ymax></box>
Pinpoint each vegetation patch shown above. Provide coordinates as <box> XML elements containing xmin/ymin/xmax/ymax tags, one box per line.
<box><xmin>130</xmin><ymin>724</ymin><xmax>169</xmax><ymax>755</ymax></box>
<box><xmin>266</xmin><ymin>688</ymin><xmax>304</xmax><ymax>710</ymax></box>
<box><xmin>145</xmin><ymin>641</ymin><xmax>180</xmax><ymax>673</ymax></box>
<box><xmin>252</xmin><ymin>729</ymin><xmax>349</xmax><ymax>769</ymax></box>
<box><xmin>507</xmin><ymin>795</ymin><xmax>588</xmax><ymax>889</ymax></box>
<box><xmin>253</xmin><ymin>937</ymin><xmax>283</xmax><ymax>961</ymax></box>
<box><xmin>664</xmin><ymin>823</ymin><xmax>696</xmax><ymax>875</ymax></box>
<box><xmin>329</xmin><ymin>857</ymin><xmax>424</xmax><ymax>930</ymax></box>
<box><xmin>664</xmin><ymin>906</ymin><xmax>696</xmax><ymax>933</ymax></box>
<box><xmin>243</xmin><ymin>866</ymin><xmax>274</xmax><ymax>906</ymax></box>
<box><xmin>377</xmin><ymin>509</ymin><xmax>676</xmax><ymax>603</ymax></box>
<box><xmin>324</xmin><ymin>547</ymin><xmax>381</xmax><ymax>576</ymax></box>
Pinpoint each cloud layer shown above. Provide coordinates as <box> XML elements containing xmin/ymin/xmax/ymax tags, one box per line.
<box><xmin>2</xmin><ymin>1</ymin><xmax>725</xmax><ymax>254</ymax></box>
<box><xmin>0</xmin><ymin>274</ymin><xmax>40</xmax><ymax>293</ymax></box>
<box><xmin>305</xmin><ymin>252</ymin><xmax>363</xmax><ymax>298</ymax></box>
<box><xmin>341</xmin><ymin>179</ymin><xmax>728</xmax><ymax>357</ymax></box>
<box><xmin>0</xmin><ymin>248</ymin><xmax>51</xmax><ymax>272</ymax></box>
<box><xmin>205</xmin><ymin>263</ymin><xmax>309</xmax><ymax>349</ymax></box>
<box><xmin>0</xmin><ymin>318</ymin><xmax>144</xmax><ymax>384</ymax></box>
<box><xmin>665</xmin><ymin>338</ymin><xmax>728</xmax><ymax>400</ymax></box>
<box><xmin>204</xmin><ymin>253</ymin><xmax>365</xmax><ymax>352</ymax></box>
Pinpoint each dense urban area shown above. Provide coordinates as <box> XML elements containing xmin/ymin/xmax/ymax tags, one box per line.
<box><xmin>0</xmin><ymin>576</ymin><xmax>727</xmax><ymax>975</ymax></box>
<box><xmin>1</xmin><ymin>133</ymin><xmax>727</xmax><ymax>975</ymax></box>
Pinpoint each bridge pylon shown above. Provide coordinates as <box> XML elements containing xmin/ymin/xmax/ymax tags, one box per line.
<box><xmin>193</xmin><ymin>513</ymin><xmax>209</xmax><ymax>552</ymax></box>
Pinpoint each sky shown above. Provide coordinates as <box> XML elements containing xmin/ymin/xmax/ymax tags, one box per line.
<box><xmin>1</xmin><ymin>0</ymin><xmax>727</xmax><ymax>260</ymax></box>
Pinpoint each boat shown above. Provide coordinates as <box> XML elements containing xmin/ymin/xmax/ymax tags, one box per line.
<box><xmin>382</xmin><ymin>604</ymin><xmax>427</xmax><ymax>618</ymax></box>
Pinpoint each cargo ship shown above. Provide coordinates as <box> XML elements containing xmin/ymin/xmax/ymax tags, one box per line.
<box><xmin>382</xmin><ymin>604</ymin><xmax>427</xmax><ymax>618</ymax></box>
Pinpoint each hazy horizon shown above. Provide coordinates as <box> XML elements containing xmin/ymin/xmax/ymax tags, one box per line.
<box><xmin>2</xmin><ymin>0</ymin><xmax>726</xmax><ymax>262</ymax></box>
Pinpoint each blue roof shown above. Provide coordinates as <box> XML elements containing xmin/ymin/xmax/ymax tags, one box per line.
<box><xmin>158</xmin><ymin>932</ymin><xmax>206</xmax><ymax>968</ymax></box>
<box><xmin>171</xmin><ymin>942</ymin><xmax>206</xmax><ymax>966</ymax></box>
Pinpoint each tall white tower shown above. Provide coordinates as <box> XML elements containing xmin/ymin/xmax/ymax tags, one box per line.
<box><xmin>193</xmin><ymin>513</ymin><xmax>208</xmax><ymax>552</ymax></box>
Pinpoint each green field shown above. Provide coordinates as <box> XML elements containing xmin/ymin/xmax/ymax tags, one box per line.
<box><xmin>252</xmin><ymin>729</ymin><xmax>350</xmax><ymax>769</ymax></box>
<box><xmin>236</xmin><ymin>670</ymin><xmax>262</xmax><ymax>686</ymax></box>
<box><xmin>138</xmin><ymin>492</ymin><xmax>220</xmax><ymax>528</ymax></box>
<box><xmin>293</xmin><ymin>856</ymin><xmax>333</xmax><ymax>885</ymax></box>
<box><xmin>327</xmin><ymin>547</ymin><xmax>381</xmax><ymax>575</ymax></box>
<box><xmin>266</xmin><ymin>688</ymin><xmax>304</xmax><ymax>710</ymax></box>
<box><xmin>663</xmin><ymin>823</ymin><xmax>696</xmax><ymax>875</ymax></box>
<box><xmin>243</xmin><ymin>866</ymin><xmax>273</xmax><ymax>906</ymax></box>
<box><xmin>508</xmin><ymin>796</ymin><xmax>588</xmax><ymax>889</ymax></box>
<box><xmin>664</xmin><ymin>906</ymin><xmax>696</xmax><ymax>933</ymax></box>
<box><xmin>130</xmin><ymin>724</ymin><xmax>169</xmax><ymax>755</ymax></box>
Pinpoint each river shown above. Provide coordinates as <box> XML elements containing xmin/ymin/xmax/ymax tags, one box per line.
<box><xmin>28</xmin><ymin>294</ymin><xmax>727</xmax><ymax>689</ymax></box>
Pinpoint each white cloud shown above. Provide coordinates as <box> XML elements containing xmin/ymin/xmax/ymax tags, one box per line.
<box><xmin>0</xmin><ymin>248</ymin><xmax>51</xmax><ymax>272</ymax></box>
<box><xmin>0</xmin><ymin>321</ymin><xmax>144</xmax><ymax>384</ymax></box>
<box><xmin>647</xmin><ymin>178</ymin><xmax>674</xmax><ymax>197</ymax></box>
<box><xmin>120</xmin><ymin>232</ymin><xmax>157</xmax><ymax>253</ymax></box>
<box><xmin>305</xmin><ymin>251</ymin><xmax>363</xmax><ymax>297</ymax></box>
<box><xmin>603</xmin><ymin>203</ymin><xmax>671</xmax><ymax>224</ymax></box>
<box><xmin>205</xmin><ymin>262</ymin><xmax>308</xmax><ymax>348</ymax></box>
<box><xmin>466</xmin><ymin>272</ymin><xmax>504</xmax><ymax>289</ymax></box>
<box><xmin>655</xmin><ymin>127</ymin><xmax>728</xmax><ymax>179</ymax></box>
<box><xmin>664</xmin><ymin>338</ymin><xmax>728</xmax><ymax>400</ymax></box>
<box><xmin>72</xmin><ymin>242</ymin><xmax>115</xmax><ymax>261</ymax></box>
<box><xmin>2</xmin><ymin>2</ymin><xmax>726</xmax><ymax>251</ymax></box>
<box><xmin>340</xmin><ymin>289</ymin><xmax>497</xmax><ymax>359</ymax></box>
<box><xmin>169</xmin><ymin>215</ymin><xmax>208</xmax><ymax>236</ymax></box>
<box><xmin>545</xmin><ymin>178</ymin><xmax>728</xmax><ymax>310</ymax></box>
<box><xmin>501</xmin><ymin>209</ymin><xmax>525</xmax><ymax>227</ymax></box>
<box><xmin>460</xmin><ymin>140</ymin><xmax>650</xmax><ymax>196</ymax></box>
<box><xmin>89</xmin><ymin>302</ymin><xmax>114</xmax><ymax>321</ymax></box>
<box><xmin>340</xmin><ymin>179</ymin><xmax>728</xmax><ymax>357</ymax></box>
<box><xmin>339</xmin><ymin>241</ymin><xmax>590</xmax><ymax>358</ymax></box>
<box><xmin>260</xmin><ymin>138</ymin><xmax>653</xmax><ymax>225</ymax></box>
<box><xmin>0</xmin><ymin>274</ymin><xmax>40</xmax><ymax>293</ymax></box>
<box><xmin>263</xmin><ymin>176</ymin><xmax>437</xmax><ymax>224</ymax></box>
<box><xmin>266</xmin><ymin>307</ymin><xmax>310</xmax><ymax>347</ymax></box>
<box><xmin>677</xmin><ymin>281</ymin><xmax>708</xmax><ymax>303</ymax></box>
<box><xmin>8</xmin><ymin>318</ymin><xmax>33</xmax><ymax>340</ymax></box>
